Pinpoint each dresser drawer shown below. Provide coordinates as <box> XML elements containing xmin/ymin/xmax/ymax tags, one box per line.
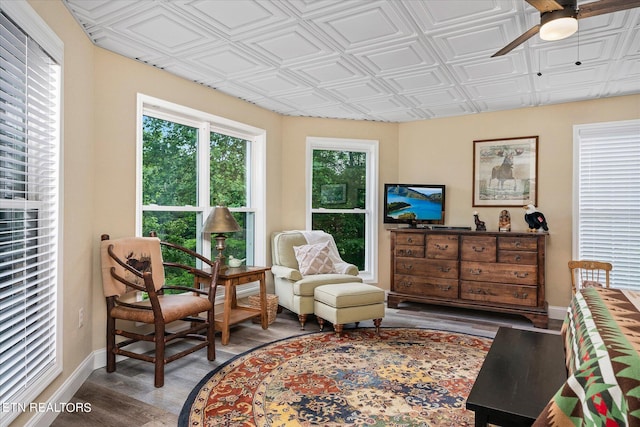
<box><xmin>394</xmin><ymin>275</ymin><xmax>458</xmax><ymax>298</ymax></box>
<box><xmin>461</xmin><ymin>236</ymin><xmax>496</xmax><ymax>262</ymax></box>
<box><xmin>395</xmin><ymin>259</ymin><xmax>458</xmax><ymax>279</ymax></box>
<box><xmin>460</xmin><ymin>281</ymin><xmax>537</xmax><ymax>307</ymax></box>
<box><xmin>460</xmin><ymin>261</ymin><xmax>537</xmax><ymax>286</ymax></box>
<box><xmin>396</xmin><ymin>245</ymin><xmax>425</xmax><ymax>258</ymax></box>
<box><xmin>498</xmin><ymin>250</ymin><xmax>537</xmax><ymax>265</ymax></box>
<box><xmin>395</xmin><ymin>233</ymin><xmax>425</xmax><ymax>246</ymax></box>
<box><xmin>498</xmin><ymin>236</ymin><xmax>537</xmax><ymax>251</ymax></box>
<box><xmin>426</xmin><ymin>234</ymin><xmax>459</xmax><ymax>259</ymax></box>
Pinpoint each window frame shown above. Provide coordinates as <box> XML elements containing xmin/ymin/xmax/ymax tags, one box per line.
<box><xmin>0</xmin><ymin>1</ymin><xmax>63</xmax><ymax>425</ymax></box>
<box><xmin>305</xmin><ymin>137</ymin><xmax>379</xmax><ymax>283</ymax></box>
<box><xmin>573</xmin><ymin>119</ymin><xmax>640</xmax><ymax>291</ymax></box>
<box><xmin>136</xmin><ymin>94</ymin><xmax>267</xmax><ymax>275</ymax></box>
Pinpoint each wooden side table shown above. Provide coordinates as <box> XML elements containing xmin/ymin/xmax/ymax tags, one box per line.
<box><xmin>214</xmin><ymin>266</ymin><xmax>271</xmax><ymax>345</ymax></box>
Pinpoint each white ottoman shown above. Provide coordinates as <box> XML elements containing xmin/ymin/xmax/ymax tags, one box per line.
<box><xmin>314</xmin><ymin>283</ymin><xmax>385</xmax><ymax>335</ymax></box>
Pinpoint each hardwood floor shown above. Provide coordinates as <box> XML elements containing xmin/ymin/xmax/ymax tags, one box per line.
<box><xmin>51</xmin><ymin>303</ymin><xmax>561</xmax><ymax>426</ymax></box>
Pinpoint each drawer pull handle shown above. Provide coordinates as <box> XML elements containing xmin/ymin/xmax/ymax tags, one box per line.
<box><xmin>402</xmin><ymin>264</ymin><xmax>413</xmax><ymax>271</ymax></box>
<box><xmin>514</xmin><ymin>272</ymin><xmax>529</xmax><ymax>278</ymax></box>
<box><xmin>513</xmin><ymin>292</ymin><xmax>528</xmax><ymax>299</ymax></box>
<box><xmin>406</xmin><ymin>249</ymin><xmax>413</xmax><ymax>256</ymax></box>
<box><xmin>435</xmin><ymin>244</ymin><xmax>449</xmax><ymax>250</ymax></box>
<box><xmin>407</xmin><ymin>238</ymin><xmax>413</xmax><ymax>243</ymax></box>
<box><xmin>515</xmin><ymin>241</ymin><xmax>521</xmax><ymax>248</ymax></box>
<box><xmin>470</xmin><ymin>288</ymin><xmax>487</xmax><ymax>295</ymax></box>
<box><xmin>515</xmin><ymin>255</ymin><xmax>522</xmax><ymax>261</ymax></box>
<box><xmin>472</xmin><ymin>246</ymin><xmax>485</xmax><ymax>252</ymax></box>
<box><xmin>439</xmin><ymin>266</ymin><xmax>451</xmax><ymax>272</ymax></box>
<box><xmin>400</xmin><ymin>281</ymin><xmax>412</xmax><ymax>288</ymax></box>
<box><xmin>438</xmin><ymin>285</ymin><xmax>451</xmax><ymax>291</ymax></box>
<box><xmin>469</xmin><ymin>269</ymin><xmax>482</xmax><ymax>275</ymax></box>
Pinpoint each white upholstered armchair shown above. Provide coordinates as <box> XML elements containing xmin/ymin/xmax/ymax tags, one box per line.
<box><xmin>271</xmin><ymin>230</ymin><xmax>362</xmax><ymax>329</ymax></box>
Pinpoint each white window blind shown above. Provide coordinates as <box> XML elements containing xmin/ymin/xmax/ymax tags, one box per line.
<box><xmin>574</xmin><ymin>120</ymin><xmax>640</xmax><ymax>291</ymax></box>
<box><xmin>0</xmin><ymin>3</ymin><xmax>62</xmax><ymax>424</ymax></box>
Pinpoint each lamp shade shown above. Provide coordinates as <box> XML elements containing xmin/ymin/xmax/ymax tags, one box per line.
<box><xmin>539</xmin><ymin>9</ymin><xmax>578</xmax><ymax>41</ymax></box>
<box><xmin>203</xmin><ymin>206</ymin><xmax>241</xmax><ymax>234</ymax></box>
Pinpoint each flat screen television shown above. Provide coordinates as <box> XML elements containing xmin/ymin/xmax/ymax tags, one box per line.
<box><xmin>384</xmin><ymin>183</ymin><xmax>445</xmax><ymax>227</ymax></box>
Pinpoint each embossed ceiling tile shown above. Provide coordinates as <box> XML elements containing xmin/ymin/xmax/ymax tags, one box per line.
<box><xmin>292</xmin><ymin>58</ymin><xmax>366</xmax><ymax>86</ymax></box>
<box><xmin>536</xmin><ymin>84</ymin><xmax>604</xmax><ymax>104</ymax></box>
<box><xmin>314</xmin><ymin>1</ymin><xmax>415</xmax><ymax>50</ymax></box>
<box><xmin>64</xmin><ymin>0</ymin><xmax>150</xmax><ymax>28</ymax></box>
<box><xmin>405</xmin><ymin>0</ymin><xmax>517</xmax><ymax>33</ymax></box>
<box><xmin>243</xmin><ymin>26</ymin><xmax>337</xmax><ymax>65</ymax></box>
<box><xmin>196</xmin><ymin>46</ymin><xmax>270</xmax><ymax>77</ymax></box>
<box><xmin>355</xmin><ymin>40</ymin><xmax>438</xmax><ymax>75</ymax></box>
<box><xmin>180</xmin><ymin>0</ymin><xmax>290</xmax><ymax>38</ymax></box>
<box><xmin>368</xmin><ymin>109</ymin><xmax>423</xmax><ymax>122</ymax></box>
<box><xmin>464</xmin><ymin>76</ymin><xmax>534</xmax><ymax>99</ymax></box>
<box><xmin>536</xmin><ymin>64</ymin><xmax>610</xmax><ymax>91</ymax></box>
<box><xmin>304</xmin><ymin>103</ymin><xmax>372</xmax><ymax>120</ymax></box>
<box><xmin>406</xmin><ymin>88</ymin><xmax>467</xmax><ymax>106</ymax></box>
<box><xmin>113</xmin><ymin>9</ymin><xmax>209</xmax><ymax>53</ymax></box>
<box><xmin>609</xmin><ymin>57</ymin><xmax>639</xmax><ymax>81</ymax></box>
<box><xmin>280</xmin><ymin>89</ymin><xmax>337</xmax><ymax>109</ymax></box>
<box><xmin>474</xmin><ymin>94</ymin><xmax>535</xmax><ymax>112</ymax></box>
<box><xmin>240</xmin><ymin>71</ymin><xmax>309</xmax><ymax>95</ymax></box>
<box><xmin>452</xmin><ymin>54</ymin><xmax>528</xmax><ymax>83</ymax></box>
<box><xmin>422</xmin><ymin>103</ymin><xmax>478</xmax><ymax>118</ymax></box>
<box><xmin>383</xmin><ymin>68</ymin><xmax>452</xmax><ymax>93</ymax></box>
<box><xmin>325</xmin><ymin>79</ymin><xmax>392</xmax><ymax>101</ymax></box>
<box><xmin>538</xmin><ymin>35</ymin><xmax>619</xmax><ymax>69</ymax></box>
<box><xmin>604</xmin><ymin>77</ymin><xmax>640</xmax><ymax>96</ymax></box>
<box><xmin>357</xmin><ymin>96</ymin><xmax>412</xmax><ymax>114</ymax></box>
<box><xmin>433</xmin><ymin>20</ymin><xmax>518</xmax><ymax>61</ymax></box>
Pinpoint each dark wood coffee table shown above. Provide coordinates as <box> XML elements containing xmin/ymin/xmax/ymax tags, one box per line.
<box><xmin>466</xmin><ymin>327</ymin><xmax>567</xmax><ymax>427</ymax></box>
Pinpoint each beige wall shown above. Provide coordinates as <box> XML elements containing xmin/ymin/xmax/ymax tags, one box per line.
<box><xmin>398</xmin><ymin>95</ymin><xmax>640</xmax><ymax>307</ymax></box>
<box><xmin>19</xmin><ymin>0</ymin><xmax>640</xmax><ymax>424</ymax></box>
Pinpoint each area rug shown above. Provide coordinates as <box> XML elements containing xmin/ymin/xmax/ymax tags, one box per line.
<box><xmin>179</xmin><ymin>328</ymin><xmax>492</xmax><ymax>427</ymax></box>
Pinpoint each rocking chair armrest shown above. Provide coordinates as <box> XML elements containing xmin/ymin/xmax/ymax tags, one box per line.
<box><xmin>163</xmin><ymin>262</ymin><xmax>212</xmax><ymax>279</ymax></box>
<box><xmin>162</xmin><ymin>285</ymin><xmax>209</xmax><ymax>296</ymax></box>
<box><xmin>114</xmin><ymin>298</ymin><xmax>152</xmax><ymax>311</ymax></box>
<box><xmin>159</xmin><ymin>241</ymin><xmax>216</xmax><ymax>267</ymax></box>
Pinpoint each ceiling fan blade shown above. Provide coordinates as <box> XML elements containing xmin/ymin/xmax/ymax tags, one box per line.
<box><xmin>577</xmin><ymin>0</ymin><xmax>640</xmax><ymax>19</ymax></box>
<box><xmin>526</xmin><ymin>0</ymin><xmax>565</xmax><ymax>12</ymax></box>
<box><xmin>492</xmin><ymin>25</ymin><xmax>541</xmax><ymax>57</ymax></box>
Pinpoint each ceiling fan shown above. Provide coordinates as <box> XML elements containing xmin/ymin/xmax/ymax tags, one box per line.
<box><xmin>493</xmin><ymin>0</ymin><xmax>640</xmax><ymax>57</ymax></box>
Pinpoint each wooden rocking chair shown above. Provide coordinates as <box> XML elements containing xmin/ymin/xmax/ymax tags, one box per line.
<box><xmin>100</xmin><ymin>233</ymin><xmax>220</xmax><ymax>387</ymax></box>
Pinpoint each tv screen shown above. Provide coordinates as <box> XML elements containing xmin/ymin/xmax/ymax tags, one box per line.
<box><xmin>384</xmin><ymin>184</ymin><xmax>445</xmax><ymax>226</ymax></box>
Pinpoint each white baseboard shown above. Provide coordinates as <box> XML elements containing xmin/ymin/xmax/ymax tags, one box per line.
<box><xmin>548</xmin><ymin>304</ymin><xmax>568</xmax><ymax>320</ymax></box>
<box><xmin>26</xmin><ymin>352</ymin><xmax>95</xmax><ymax>427</ymax></box>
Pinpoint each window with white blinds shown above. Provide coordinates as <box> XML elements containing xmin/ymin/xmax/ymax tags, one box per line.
<box><xmin>573</xmin><ymin>119</ymin><xmax>640</xmax><ymax>291</ymax></box>
<box><xmin>0</xmin><ymin>1</ymin><xmax>62</xmax><ymax>423</ymax></box>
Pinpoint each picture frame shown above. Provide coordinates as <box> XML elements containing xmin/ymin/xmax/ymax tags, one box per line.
<box><xmin>320</xmin><ymin>183</ymin><xmax>347</xmax><ymax>204</ymax></box>
<box><xmin>473</xmin><ymin>136</ymin><xmax>538</xmax><ymax>207</ymax></box>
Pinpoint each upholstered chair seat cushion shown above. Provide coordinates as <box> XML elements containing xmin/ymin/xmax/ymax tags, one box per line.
<box><xmin>110</xmin><ymin>295</ymin><xmax>212</xmax><ymax>324</ymax></box>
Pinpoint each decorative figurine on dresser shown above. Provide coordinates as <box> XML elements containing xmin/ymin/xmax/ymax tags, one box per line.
<box><xmin>499</xmin><ymin>210</ymin><xmax>511</xmax><ymax>232</ymax></box>
<box><xmin>524</xmin><ymin>204</ymin><xmax>549</xmax><ymax>232</ymax></box>
<box><xmin>473</xmin><ymin>211</ymin><xmax>486</xmax><ymax>231</ymax></box>
<box><xmin>388</xmin><ymin>228</ymin><xmax>549</xmax><ymax>328</ymax></box>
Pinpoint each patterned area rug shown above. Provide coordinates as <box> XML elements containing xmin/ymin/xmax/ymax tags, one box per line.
<box><xmin>179</xmin><ymin>328</ymin><xmax>492</xmax><ymax>426</ymax></box>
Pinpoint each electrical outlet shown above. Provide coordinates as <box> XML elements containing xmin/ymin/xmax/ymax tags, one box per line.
<box><xmin>78</xmin><ymin>307</ymin><xmax>84</xmax><ymax>328</ymax></box>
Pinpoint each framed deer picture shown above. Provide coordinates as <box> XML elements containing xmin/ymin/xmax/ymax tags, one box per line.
<box><xmin>473</xmin><ymin>136</ymin><xmax>538</xmax><ymax>207</ymax></box>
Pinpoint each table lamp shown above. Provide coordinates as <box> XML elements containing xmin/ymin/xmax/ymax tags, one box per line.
<box><xmin>203</xmin><ymin>206</ymin><xmax>241</xmax><ymax>266</ymax></box>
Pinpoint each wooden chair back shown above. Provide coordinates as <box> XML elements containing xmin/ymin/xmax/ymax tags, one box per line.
<box><xmin>568</xmin><ymin>260</ymin><xmax>612</xmax><ymax>294</ymax></box>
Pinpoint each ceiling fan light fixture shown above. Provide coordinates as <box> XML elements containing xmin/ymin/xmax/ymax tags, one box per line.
<box><xmin>539</xmin><ymin>8</ymin><xmax>578</xmax><ymax>41</ymax></box>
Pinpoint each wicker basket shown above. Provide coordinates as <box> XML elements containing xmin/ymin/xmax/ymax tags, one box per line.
<box><xmin>249</xmin><ymin>294</ymin><xmax>279</xmax><ymax>325</ymax></box>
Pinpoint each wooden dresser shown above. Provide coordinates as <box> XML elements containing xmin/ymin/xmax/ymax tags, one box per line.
<box><xmin>389</xmin><ymin>229</ymin><xmax>548</xmax><ymax>328</ymax></box>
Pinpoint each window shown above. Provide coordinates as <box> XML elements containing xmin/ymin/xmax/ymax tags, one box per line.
<box><xmin>137</xmin><ymin>95</ymin><xmax>266</xmax><ymax>285</ymax></box>
<box><xmin>573</xmin><ymin>119</ymin><xmax>640</xmax><ymax>291</ymax></box>
<box><xmin>306</xmin><ymin>137</ymin><xmax>378</xmax><ymax>282</ymax></box>
<box><xmin>0</xmin><ymin>2</ymin><xmax>62</xmax><ymax>424</ymax></box>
